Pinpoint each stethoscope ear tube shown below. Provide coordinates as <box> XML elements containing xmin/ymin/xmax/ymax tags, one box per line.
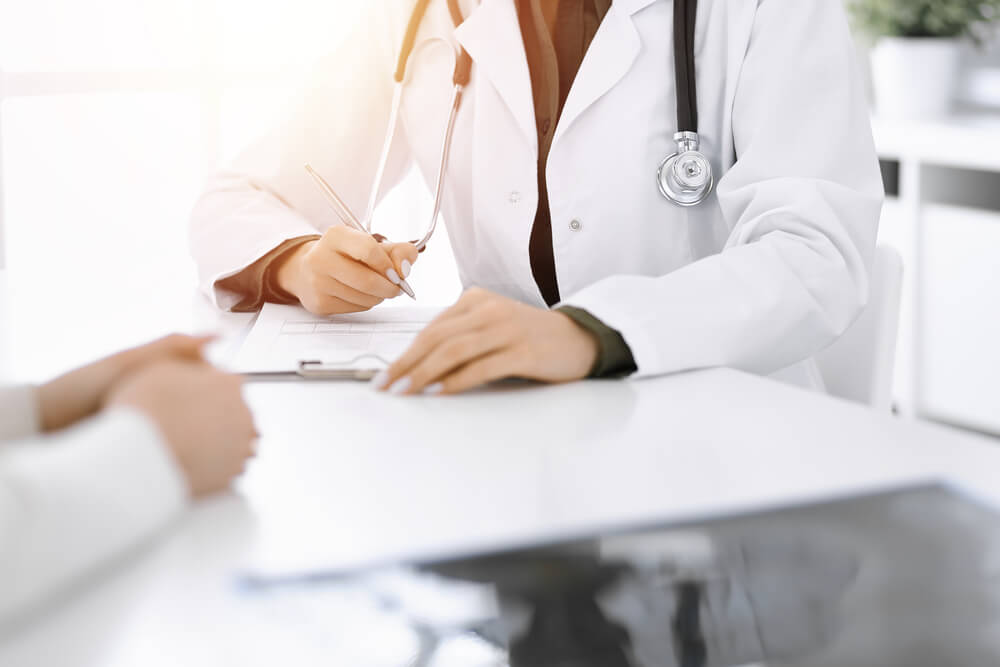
<box><xmin>372</xmin><ymin>0</ymin><xmax>471</xmax><ymax>237</ymax></box>
<box><xmin>395</xmin><ymin>0</ymin><xmax>433</xmax><ymax>83</ymax></box>
<box><xmin>396</xmin><ymin>0</ymin><xmax>472</xmax><ymax>86</ymax></box>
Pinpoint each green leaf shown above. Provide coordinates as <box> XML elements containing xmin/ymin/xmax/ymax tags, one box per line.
<box><xmin>848</xmin><ymin>0</ymin><xmax>1000</xmax><ymax>41</ymax></box>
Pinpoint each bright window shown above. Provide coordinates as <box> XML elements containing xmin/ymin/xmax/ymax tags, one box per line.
<box><xmin>0</xmin><ymin>0</ymin><xmax>462</xmax><ymax>317</ymax></box>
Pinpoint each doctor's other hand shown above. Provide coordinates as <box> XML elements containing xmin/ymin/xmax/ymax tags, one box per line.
<box><xmin>275</xmin><ymin>226</ymin><xmax>419</xmax><ymax>316</ymax></box>
<box><xmin>36</xmin><ymin>334</ymin><xmax>214</xmax><ymax>434</ymax></box>
<box><xmin>375</xmin><ymin>288</ymin><xmax>599</xmax><ymax>396</ymax></box>
<box><xmin>106</xmin><ymin>360</ymin><xmax>257</xmax><ymax>498</ymax></box>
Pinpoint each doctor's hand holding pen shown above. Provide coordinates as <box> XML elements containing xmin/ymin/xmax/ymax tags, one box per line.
<box><xmin>273</xmin><ymin>225</ymin><xmax>419</xmax><ymax>316</ymax></box>
<box><xmin>372</xmin><ymin>288</ymin><xmax>600</xmax><ymax>396</ymax></box>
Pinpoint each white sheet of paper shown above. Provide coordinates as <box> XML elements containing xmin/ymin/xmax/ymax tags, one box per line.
<box><xmin>231</xmin><ymin>303</ymin><xmax>442</xmax><ymax>374</ymax></box>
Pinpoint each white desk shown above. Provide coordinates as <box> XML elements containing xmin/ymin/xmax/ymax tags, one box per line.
<box><xmin>2</xmin><ymin>272</ymin><xmax>999</xmax><ymax>667</ymax></box>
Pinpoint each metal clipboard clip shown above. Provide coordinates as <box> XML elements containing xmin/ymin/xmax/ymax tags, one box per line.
<box><xmin>295</xmin><ymin>354</ymin><xmax>391</xmax><ymax>381</ymax></box>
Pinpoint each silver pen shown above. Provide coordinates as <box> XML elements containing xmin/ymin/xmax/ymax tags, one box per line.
<box><xmin>304</xmin><ymin>164</ymin><xmax>416</xmax><ymax>300</ymax></box>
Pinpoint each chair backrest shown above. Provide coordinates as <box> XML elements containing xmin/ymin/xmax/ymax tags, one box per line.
<box><xmin>816</xmin><ymin>245</ymin><xmax>904</xmax><ymax>412</ymax></box>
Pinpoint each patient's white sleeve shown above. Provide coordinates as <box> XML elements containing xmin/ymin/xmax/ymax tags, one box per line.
<box><xmin>0</xmin><ymin>408</ymin><xmax>188</xmax><ymax>623</ymax></box>
<box><xmin>0</xmin><ymin>385</ymin><xmax>41</xmax><ymax>443</ymax></box>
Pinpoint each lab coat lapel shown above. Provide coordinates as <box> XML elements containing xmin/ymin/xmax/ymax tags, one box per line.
<box><xmin>552</xmin><ymin>0</ymin><xmax>651</xmax><ymax>145</ymax></box>
<box><xmin>455</xmin><ymin>0</ymin><xmax>538</xmax><ymax>156</ymax></box>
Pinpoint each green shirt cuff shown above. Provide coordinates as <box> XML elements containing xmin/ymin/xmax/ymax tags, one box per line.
<box><xmin>556</xmin><ymin>306</ymin><xmax>638</xmax><ymax>379</ymax></box>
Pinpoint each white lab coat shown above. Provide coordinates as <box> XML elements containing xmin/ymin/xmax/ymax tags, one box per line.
<box><xmin>0</xmin><ymin>386</ymin><xmax>187</xmax><ymax>623</ymax></box>
<box><xmin>190</xmin><ymin>0</ymin><xmax>884</xmax><ymax>388</ymax></box>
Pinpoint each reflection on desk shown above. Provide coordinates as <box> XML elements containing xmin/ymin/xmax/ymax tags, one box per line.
<box><xmin>236</xmin><ymin>486</ymin><xmax>1000</xmax><ymax>667</ymax></box>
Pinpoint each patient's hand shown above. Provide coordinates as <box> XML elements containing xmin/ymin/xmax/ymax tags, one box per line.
<box><xmin>106</xmin><ymin>360</ymin><xmax>257</xmax><ymax>497</ymax></box>
<box><xmin>36</xmin><ymin>334</ymin><xmax>213</xmax><ymax>433</ymax></box>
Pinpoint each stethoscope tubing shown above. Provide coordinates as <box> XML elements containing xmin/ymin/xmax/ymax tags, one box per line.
<box><xmin>372</xmin><ymin>0</ymin><xmax>712</xmax><ymax>250</ymax></box>
<box><xmin>364</xmin><ymin>36</ymin><xmax>466</xmax><ymax>249</ymax></box>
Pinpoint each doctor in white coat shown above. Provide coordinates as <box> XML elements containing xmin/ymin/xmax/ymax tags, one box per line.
<box><xmin>190</xmin><ymin>0</ymin><xmax>883</xmax><ymax>396</ymax></box>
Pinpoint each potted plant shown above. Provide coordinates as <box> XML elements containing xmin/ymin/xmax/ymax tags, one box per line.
<box><xmin>848</xmin><ymin>0</ymin><xmax>1000</xmax><ymax>120</ymax></box>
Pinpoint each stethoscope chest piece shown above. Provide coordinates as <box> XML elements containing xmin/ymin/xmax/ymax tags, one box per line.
<box><xmin>657</xmin><ymin>131</ymin><xmax>714</xmax><ymax>208</ymax></box>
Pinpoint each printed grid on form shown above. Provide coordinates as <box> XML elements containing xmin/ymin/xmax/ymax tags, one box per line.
<box><xmin>275</xmin><ymin>313</ymin><xmax>430</xmax><ymax>364</ymax></box>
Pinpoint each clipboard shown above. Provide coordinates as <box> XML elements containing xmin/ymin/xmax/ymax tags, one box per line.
<box><xmin>230</xmin><ymin>304</ymin><xmax>440</xmax><ymax>380</ymax></box>
<box><xmin>294</xmin><ymin>354</ymin><xmax>389</xmax><ymax>381</ymax></box>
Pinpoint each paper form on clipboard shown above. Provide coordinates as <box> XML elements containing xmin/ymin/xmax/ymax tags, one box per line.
<box><xmin>231</xmin><ymin>303</ymin><xmax>442</xmax><ymax>377</ymax></box>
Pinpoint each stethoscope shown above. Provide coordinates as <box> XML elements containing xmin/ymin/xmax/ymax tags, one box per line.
<box><xmin>362</xmin><ymin>0</ymin><xmax>712</xmax><ymax>249</ymax></box>
<box><xmin>657</xmin><ymin>0</ymin><xmax>714</xmax><ymax>207</ymax></box>
<box><xmin>362</xmin><ymin>0</ymin><xmax>473</xmax><ymax>251</ymax></box>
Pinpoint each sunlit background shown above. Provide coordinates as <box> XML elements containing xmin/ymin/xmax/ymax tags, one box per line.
<box><xmin>0</xmin><ymin>0</ymin><xmax>461</xmax><ymax>381</ymax></box>
<box><xmin>1</xmin><ymin>1</ymin><xmax>999</xmax><ymax>437</ymax></box>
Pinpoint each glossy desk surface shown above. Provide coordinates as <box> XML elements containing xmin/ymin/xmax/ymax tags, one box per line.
<box><xmin>1</xmin><ymin>272</ymin><xmax>999</xmax><ymax>667</ymax></box>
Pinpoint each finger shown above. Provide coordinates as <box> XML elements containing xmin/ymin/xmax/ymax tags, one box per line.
<box><xmin>385</xmin><ymin>243</ymin><xmax>419</xmax><ymax>282</ymax></box>
<box><xmin>376</xmin><ymin>312</ymin><xmax>488</xmax><ymax>390</ymax></box>
<box><xmin>320</xmin><ymin>248</ymin><xmax>402</xmax><ymax>299</ymax></box>
<box><xmin>311</xmin><ymin>273</ymin><xmax>385</xmax><ymax>310</ymax></box>
<box><xmin>396</xmin><ymin>331</ymin><xmax>509</xmax><ymax>395</ymax></box>
<box><xmin>323</xmin><ymin>225</ymin><xmax>401</xmax><ymax>285</ymax></box>
<box><xmin>436</xmin><ymin>351</ymin><xmax>520</xmax><ymax>395</ymax></box>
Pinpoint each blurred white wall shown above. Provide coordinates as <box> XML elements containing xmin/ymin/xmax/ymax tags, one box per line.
<box><xmin>0</xmin><ymin>1</ymin><xmax>464</xmax><ymax>353</ymax></box>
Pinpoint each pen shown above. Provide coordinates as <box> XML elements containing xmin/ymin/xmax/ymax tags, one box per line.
<box><xmin>304</xmin><ymin>164</ymin><xmax>416</xmax><ymax>300</ymax></box>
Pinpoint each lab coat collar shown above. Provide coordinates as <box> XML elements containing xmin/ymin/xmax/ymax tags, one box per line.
<box><xmin>552</xmin><ymin>0</ymin><xmax>643</xmax><ymax>146</ymax></box>
<box><xmin>612</xmin><ymin>0</ymin><xmax>661</xmax><ymax>15</ymax></box>
<box><xmin>454</xmin><ymin>0</ymin><xmax>661</xmax><ymax>156</ymax></box>
<box><xmin>455</xmin><ymin>0</ymin><xmax>539</xmax><ymax>157</ymax></box>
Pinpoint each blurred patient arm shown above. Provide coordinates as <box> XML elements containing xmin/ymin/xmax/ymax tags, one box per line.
<box><xmin>0</xmin><ymin>354</ymin><xmax>256</xmax><ymax>624</ymax></box>
<box><xmin>0</xmin><ymin>333</ymin><xmax>208</xmax><ymax>443</ymax></box>
<box><xmin>0</xmin><ymin>405</ymin><xmax>188</xmax><ymax>623</ymax></box>
<box><xmin>0</xmin><ymin>385</ymin><xmax>42</xmax><ymax>443</ymax></box>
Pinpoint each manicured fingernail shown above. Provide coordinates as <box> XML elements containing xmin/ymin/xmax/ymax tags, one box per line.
<box><xmin>388</xmin><ymin>377</ymin><xmax>411</xmax><ymax>395</ymax></box>
<box><xmin>386</xmin><ymin>268</ymin><xmax>401</xmax><ymax>285</ymax></box>
<box><xmin>424</xmin><ymin>383</ymin><xmax>444</xmax><ymax>396</ymax></box>
<box><xmin>401</xmin><ymin>259</ymin><xmax>412</xmax><ymax>279</ymax></box>
<box><xmin>370</xmin><ymin>370</ymin><xmax>390</xmax><ymax>390</ymax></box>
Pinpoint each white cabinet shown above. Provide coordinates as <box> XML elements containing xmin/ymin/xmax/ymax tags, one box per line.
<box><xmin>922</xmin><ymin>205</ymin><xmax>1000</xmax><ymax>432</ymax></box>
<box><xmin>873</xmin><ymin>115</ymin><xmax>1000</xmax><ymax>435</ymax></box>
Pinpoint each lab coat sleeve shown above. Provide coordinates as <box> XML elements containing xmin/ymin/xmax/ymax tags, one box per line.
<box><xmin>189</xmin><ymin>4</ymin><xmax>413</xmax><ymax>310</ymax></box>
<box><xmin>0</xmin><ymin>385</ymin><xmax>41</xmax><ymax>442</ymax></box>
<box><xmin>560</xmin><ymin>0</ymin><xmax>883</xmax><ymax>378</ymax></box>
<box><xmin>0</xmin><ymin>409</ymin><xmax>188</xmax><ymax>624</ymax></box>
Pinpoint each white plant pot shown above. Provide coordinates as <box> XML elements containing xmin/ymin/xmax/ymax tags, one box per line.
<box><xmin>871</xmin><ymin>37</ymin><xmax>961</xmax><ymax>121</ymax></box>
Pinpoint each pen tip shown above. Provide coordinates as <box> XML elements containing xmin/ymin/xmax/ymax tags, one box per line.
<box><xmin>399</xmin><ymin>280</ymin><xmax>417</xmax><ymax>300</ymax></box>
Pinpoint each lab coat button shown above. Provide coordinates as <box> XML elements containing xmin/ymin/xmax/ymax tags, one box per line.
<box><xmin>508</xmin><ymin>191</ymin><xmax>521</xmax><ymax>204</ymax></box>
<box><xmin>569</xmin><ymin>219</ymin><xmax>583</xmax><ymax>231</ymax></box>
